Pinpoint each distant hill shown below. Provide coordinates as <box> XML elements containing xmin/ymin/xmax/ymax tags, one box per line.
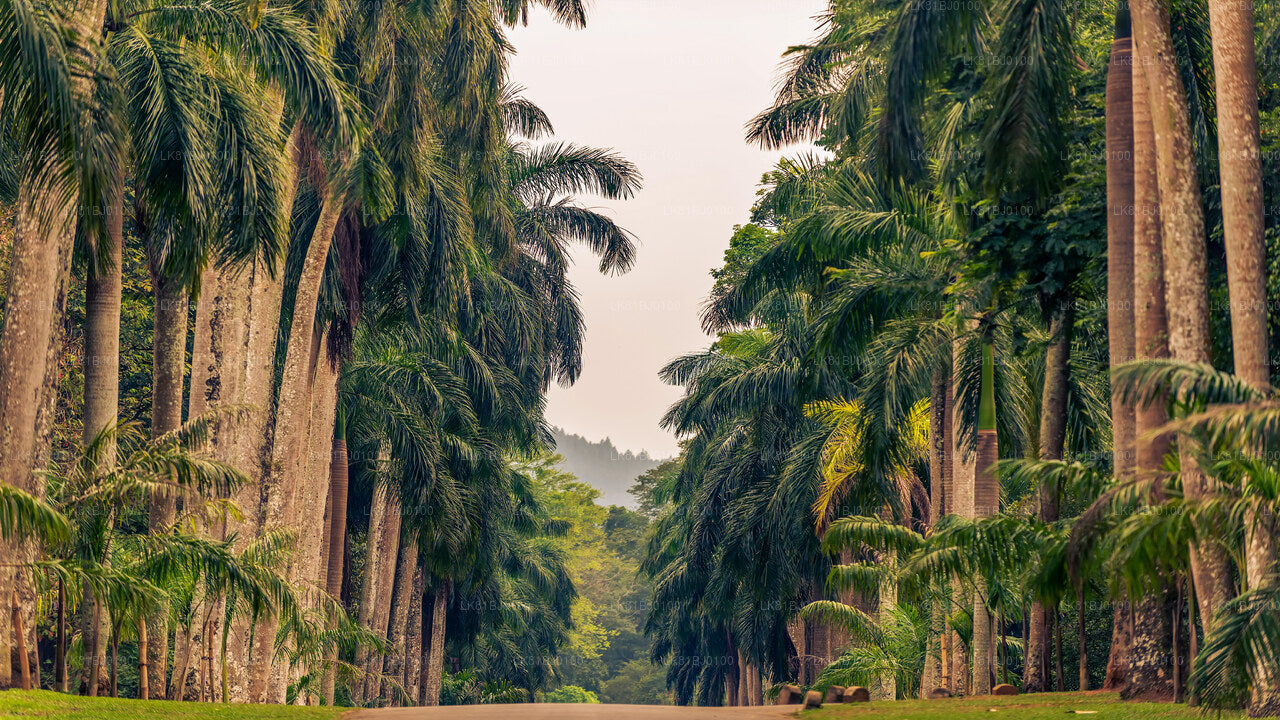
<box><xmin>551</xmin><ymin>428</ymin><xmax>667</xmax><ymax>507</ymax></box>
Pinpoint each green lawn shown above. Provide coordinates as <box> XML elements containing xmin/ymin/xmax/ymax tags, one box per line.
<box><xmin>0</xmin><ymin>690</ymin><xmax>347</xmax><ymax>720</ymax></box>
<box><xmin>799</xmin><ymin>691</ymin><xmax>1244</xmax><ymax>720</ymax></box>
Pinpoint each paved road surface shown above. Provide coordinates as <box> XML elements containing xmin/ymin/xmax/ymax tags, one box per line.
<box><xmin>351</xmin><ymin>704</ymin><xmax>797</xmax><ymax>719</ymax></box>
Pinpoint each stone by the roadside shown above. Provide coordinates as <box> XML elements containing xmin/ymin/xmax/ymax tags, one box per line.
<box><xmin>804</xmin><ymin>690</ymin><xmax>823</xmax><ymax>709</ymax></box>
<box><xmin>842</xmin><ymin>686</ymin><xmax>871</xmax><ymax>703</ymax></box>
<box><xmin>777</xmin><ymin>685</ymin><xmax>804</xmax><ymax>705</ymax></box>
<box><xmin>992</xmin><ymin>684</ymin><xmax>1018</xmax><ymax>696</ymax></box>
<box><xmin>928</xmin><ymin>687</ymin><xmax>953</xmax><ymax>699</ymax></box>
<box><xmin>824</xmin><ymin>685</ymin><xmax>846</xmax><ymax>703</ymax></box>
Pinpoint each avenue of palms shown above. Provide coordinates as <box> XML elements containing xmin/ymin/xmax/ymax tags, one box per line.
<box><xmin>3</xmin><ymin>0</ymin><xmax>1280</xmax><ymax>715</ymax></box>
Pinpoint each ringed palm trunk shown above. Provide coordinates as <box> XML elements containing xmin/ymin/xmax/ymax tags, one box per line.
<box><xmin>1205</xmin><ymin>0</ymin><xmax>1276</xmax><ymax>710</ymax></box>
<box><xmin>971</xmin><ymin>343</ymin><xmax>999</xmax><ymax>696</ymax></box>
<box><xmin>1130</xmin><ymin>0</ymin><xmax>1234</xmax><ymax>631</ymax></box>
<box><xmin>421</xmin><ymin>581</ymin><xmax>450</xmax><ymax>707</ymax></box>
<box><xmin>923</xmin><ymin>369</ymin><xmax>948</xmax><ymax>694</ymax></box>
<box><xmin>79</xmin><ymin>178</ymin><xmax>124</xmax><ymax>696</ymax></box>
<box><xmin>146</xmin><ymin>270</ymin><xmax>187</xmax><ymax>697</ymax></box>
<box><xmin>945</xmin><ymin>368</ymin><xmax>968</xmax><ymax>696</ymax></box>
<box><xmin>1098</xmin><ymin>17</ymin><xmax>1137</xmax><ymax>695</ymax></box>
<box><xmin>1122</xmin><ymin>35</ymin><xmax>1178</xmax><ymax>705</ymax></box>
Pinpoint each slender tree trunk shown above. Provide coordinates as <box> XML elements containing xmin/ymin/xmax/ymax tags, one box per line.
<box><xmin>421</xmin><ymin>581</ymin><xmax>449</xmax><ymax>707</ymax></box>
<box><xmin>383</xmin><ymin>535</ymin><xmax>419</xmax><ymax>704</ymax></box>
<box><xmin>359</xmin><ymin>485</ymin><xmax>402</xmax><ymax>703</ymax></box>
<box><xmin>80</xmin><ymin>179</ymin><xmax>124</xmax><ymax>697</ymax></box>
<box><xmin>321</xmin><ymin>423</ymin><xmax>350</xmax><ymax>705</ymax></box>
<box><xmin>146</xmin><ymin>273</ymin><xmax>186</xmax><ymax>698</ymax></box>
<box><xmin>403</xmin><ymin>563</ymin><xmax>425</xmax><ymax>705</ymax></box>
<box><xmin>354</xmin><ymin>479</ymin><xmax>389</xmax><ymax>704</ymax></box>
<box><xmin>11</xmin><ymin>590</ymin><xmax>30</xmax><ymax>690</ymax></box>
<box><xmin>924</xmin><ymin>371</ymin><xmax>947</xmax><ymax>694</ymax></box>
<box><xmin>138</xmin><ymin>615</ymin><xmax>149</xmax><ymax>700</ymax></box>
<box><xmin>1131</xmin><ymin>0</ymin><xmax>1234</xmax><ymax>630</ymax></box>
<box><xmin>56</xmin><ymin>580</ymin><xmax>66</xmax><ymax>692</ymax></box>
<box><xmin>971</xmin><ymin>343</ymin><xmax>999</xmax><ymax>695</ymax></box>
<box><xmin>1077</xmin><ymin>586</ymin><xmax>1087</xmax><ymax>691</ymax></box>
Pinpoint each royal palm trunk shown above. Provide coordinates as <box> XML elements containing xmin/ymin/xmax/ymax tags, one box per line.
<box><xmin>421</xmin><ymin>581</ymin><xmax>450</xmax><ymax>706</ymax></box>
<box><xmin>971</xmin><ymin>343</ymin><xmax>998</xmax><ymax>695</ymax></box>
<box><xmin>1205</xmin><ymin>0</ymin><xmax>1275</xmax><ymax>710</ymax></box>
<box><xmin>1129</xmin><ymin>0</ymin><xmax>1234</xmax><ymax>630</ymax></box>
<box><xmin>1122</xmin><ymin>22</ymin><xmax>1178</xmax><ymax>705</ymax></box>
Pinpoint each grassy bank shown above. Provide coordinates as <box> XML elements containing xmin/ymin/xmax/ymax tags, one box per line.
<box><xmin>0</xmin><ymin>690</ymin><xmax>347</xmax><ymax>720</ymax></box>
<box><xmin>800</xmin><ymin>691</ymin><xmax>1243</xmax><ymax>720</ymax></box>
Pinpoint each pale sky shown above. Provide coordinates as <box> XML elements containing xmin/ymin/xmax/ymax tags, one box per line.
<box><xmin>508</xmin><ymin>0</ymin><xmax>828</xmax><ymax>458</ymax></box>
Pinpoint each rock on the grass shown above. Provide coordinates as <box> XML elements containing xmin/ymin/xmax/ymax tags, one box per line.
<box><xmin>842</xmin><ymin>686</ymin><xmax>871</xmax><ymax>702</ymax></box>
<box><xmin>804</xmin><ymin>690</ymin><xmax>823</xmax><ymax>709</ymax></box>
<box><xmin>824</xmin><ymin>685</ymin><xmax>846</xmax><ymax>703</ymax></box>
<box><xmin>928</xmin><ymin>687</ymin><xmax>953</xmax><ymax>699</ymax></box>
<box><xmin>993</xmin><ymin>684</ymin><xmax>1019</xmax><ymax>696</ymax></box>
<box><xmin>777</xmin><ymin>685</ymin><xmax>804</xmax><ymax>705</ymax></box>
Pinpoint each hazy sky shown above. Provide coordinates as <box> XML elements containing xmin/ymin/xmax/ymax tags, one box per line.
<box><xmin>508</xmin><ymin>0</ymin><xmax>828</xmax><ymax>458</ymax></box>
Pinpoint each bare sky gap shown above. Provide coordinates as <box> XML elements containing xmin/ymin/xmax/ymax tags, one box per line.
<box><xmin>509</xmin><ymin>0</ymin><xmax>828</xmax><ymax>458</ymax></box>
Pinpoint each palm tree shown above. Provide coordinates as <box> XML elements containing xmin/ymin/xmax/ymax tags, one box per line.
<box><xmin>1097</xmin><ymin>8</ymin><xmax>1136</xmax><ymax>695</ymax></box>
<box><xmin>1204</xmin><ymin>0</ymin><xmax>1274</xmax><ymax>710</ymax></box>
<box><xmin>1129</xmin><ymin>0</ymin><xmax>1234</xmax><ymax>637</ymax></box>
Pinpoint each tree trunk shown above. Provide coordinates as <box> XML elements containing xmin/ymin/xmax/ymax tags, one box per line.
<box><xmin>79</xmin><ymin>177</ymin><xmax>124</xmax><ymax>698</ymax></box>
<box><xmin>358</xmin><ymin>485</ymin><xmax>402</xmax><ymax>703</ymax></box>
<box><xmin>146</xmin><ymin>273</ymin><xmax>186</xmax><ymax>698</ymax></box>
<box><xmin>403</xmin><ymin>562</ymin><xmax>426</xmax><ymax>705</ymax></box>
<box><xmin>383</xmin><ymin>535</ymin><xmax>419</xmax><ymax>704</ymax></box>
<box><xmin>1029</xmin><ymin>307</ymin><xmax>1075</xmax><ymax>692</ymax></box>
<box><xmin>971</xmin><ymin>343</ymin><xmax>999</xmax><ymax>696</ymax></box>
<box><xmin>0</xmin><ymin>0</ymin><xmax>111</xmax><ymax>682</ymax></box>
<box><xmin>924</xmin><ymin>370</ymin><xmax>947</xmax><ymax>694</ymax></box>
<box><xmin>1104</xmin><ymin>602</ymin><xmax>1132</xmax><ymax>691</ymax></box>
<box><xmin>321</xmin><ymin>424</ymin><xmax>350</xmax><ymax>705</ymax></box>
<box><xmin>249</xmin><ymin>190</ymin><xmax>345</xmax><ymax>702</ymax></box>
<box><xmin>1206</xmin><ymin>0</ymin><xmax>1276</xmax><ymax>711</ymax></box>
<box><xmin>421</xmin><ymin>582</ymin><xmax>449</xmax><ymax>707</ymax></box>
<box><xmin>1131</xmin><ymin>0</ymin><xmax>1234</xmax><ymax>630</ymax></box>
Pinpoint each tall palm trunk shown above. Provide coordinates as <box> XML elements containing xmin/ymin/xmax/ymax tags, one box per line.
<box><xmin>1028</xmin><ymin>304</ymin><xmax>1077</xmax><ymax>692</ymax></box>
<box><xmin>421</xmin><ymin>581</ymin><xmax>449</xmax><ymax>707</ymax></box>
<box><xmin>79</xmin><ymin>179</ymin><xmax>124</xmax><ymax>697</ymax></box>
<box><xmin>924</xmin><ymin>370</ymin><xmax>948</xmax><ymax>694</ymax></box>
<box><xmin>1099</xmin><ymin>17</ymin><xmax>1137</xmax><ymax>695</ymax></box>
<box><xmin>946</xmin><ymin>367</ymin><xmax>968</xmax><ymax>696</ymax></box>
<box><xmin>1120</xmin><ymin>32</ymin><xmax>1178</xmax><ymax>705</ymax></box>
<box><xmin>355</xmin><ymin>481</ymin><xmax>401</xmax><ymax>703</ymax></box>
<box><xmin>382</xmin><ymin>535</ymin><xmax>419</xmax><ymax>703</ymax></box>
<box><xmin>1205</xmin><ymin>0</ymin><xmax>1275</xmax><ymax>710</ymax></box>
<box><xmin>403</xmin><ymin>563</ymin><xmax>426</xmax><ymax>705</ymax></box>
<box><xmin>146</xmin><ymin>271</ymin><xmax>186</xmax><ymax>697</ymax></box>
<box><xmin>321</xmin><ymin>416</ymin><xmax>350</xmax><ymax>705</ymax></box>
<box><xmin>1129</xmin><ymin>0</ymin><xmax>1234</xmax><ymax>631</ymax></box>
<box><xmin>971</xmin><ymin>342</ymin><xmax>999</xmax><ymax>695</ymax></box>
<box><xmin>248</xmin><ymin>189</ymin><xmax>346</xmax><ymax>703</ymax></box>
<box><xmin>0</xmin><ymin>0</ymin><xmax>111</xmax><ymax>687</ymax></box>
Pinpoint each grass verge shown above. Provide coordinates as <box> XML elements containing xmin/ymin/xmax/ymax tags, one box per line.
<box><xmin>0</xmin><ymin>689</ymin><xmax>347</xmax><ymax>719</ymax></box>
<box><xmin>798</xmin><ymin>691</ymin><xmax>1244</xmax><ymax>720</ymax></box>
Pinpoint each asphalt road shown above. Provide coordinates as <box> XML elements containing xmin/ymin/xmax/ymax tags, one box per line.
<box><xmin>350</xmin><ymin>704</ymin><xmax>797</xmax><ymax>719</ymax></box>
